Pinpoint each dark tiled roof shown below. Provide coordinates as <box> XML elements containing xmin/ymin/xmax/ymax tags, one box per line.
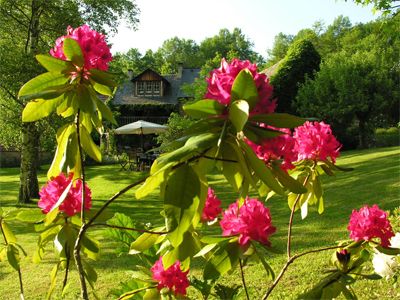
<box><xmin>113</xmin><ymin>68</ymin><xmax>200</xmax><ymax>106</ymax></box>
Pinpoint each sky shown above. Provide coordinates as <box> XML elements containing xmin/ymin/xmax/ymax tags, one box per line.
<box><xmin>108</xmin><ymin>0</ymin><xmax>379</xmax><ymax>58</ymax></box>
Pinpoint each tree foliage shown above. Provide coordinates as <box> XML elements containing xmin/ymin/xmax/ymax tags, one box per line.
<box><xmin>270</xmin><ymin>39</ymin><xmax>321</xmax><ymax>114</ymax></box>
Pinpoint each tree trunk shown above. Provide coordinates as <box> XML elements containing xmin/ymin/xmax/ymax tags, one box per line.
<box><xmin>18</xmin><ymin>122</ymin><xmax>40</xmax><ymax>203</ymax></box>
<box><xmin>18</xmin><ymin>0</ymin><xmax>43</xmax><ymax>204</ymax></box>
<box><xmin>358</xmin><ymin>117</ymin><xmax>368</xmax><ymax>149</ymax></box>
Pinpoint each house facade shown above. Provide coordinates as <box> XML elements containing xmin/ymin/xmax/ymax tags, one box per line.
<box><xmin>113</xmin><ymin>66</ymin><xmax>200</xmax><ymax>125</ymax></box>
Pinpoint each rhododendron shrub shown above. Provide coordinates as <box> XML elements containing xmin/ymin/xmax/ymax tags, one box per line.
<box><xmin>348</xmin><ymin>204</ymin><xmax>395</xmax><ymax>247</ymax></box>
<box><xmin>220</xmin><ymin>198</ymin><xmax>276</xmax><ymax>246</ymax></box>
<box><xmin>38</xmin><ymin>173</ymin><xmax>92</xmax><ymax>216</ymax></box>
<box><xmin>13</xmin><ymin>30</ymin><xmax>399</xmax><ymax>300</ymax></box>
<box><xmin>151</xmin><ymin>257</ymin><xmax>190</xmax><ymax>296</ymax></box>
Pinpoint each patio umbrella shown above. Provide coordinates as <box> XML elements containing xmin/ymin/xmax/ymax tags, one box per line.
<box><xmin>114</xmin><ymin>120</ymin><xmax>168</xmax><ymax>148</ymax></box>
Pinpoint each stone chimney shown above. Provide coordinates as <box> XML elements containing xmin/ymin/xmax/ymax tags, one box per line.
<box><xmin>177</xmin><ymin>63</ymin><xmax>183</xmax><ymax>79</ymax></box>
<box><xmin>127</xmin><ymin>69</ymin><xmax>134</xmax><ymax>80</ymax></box>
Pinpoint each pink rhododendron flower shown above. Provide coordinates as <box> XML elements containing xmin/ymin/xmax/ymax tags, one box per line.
<box><xmin>151</xmin><ymin>257</ymin><xmax>190</xmax><ymax>296</ymax></box>
<box><xmin>347</xmin><ymin>204</ymin><xmax>394</xmax><ymax>247</ymax></box>
<box><xmin>201</xmin><ymin>187</ymin><xmax>222</xmax><ymax>222</ymax></box>
<box><xmin>38</xmin><ymin>173</ymin><xmax>92</xmax><ymax>217</ymax></box>
<box><xmin>50</xmin><ymin>25</ymin><xmax>112</xmax><ymax>71</ymax></box>
<box><xmin>293</xmin><ymin>121</ymin><xmax>341</xmax><ymax>163</ymax></box>
<box><xmin>205</xmin><ymin>58</ymin><xmax>276</xmax><ymax>113</ymax></box>
<box><xmin>220</xmin><ymin>197</ymin><xmax>276</xmax><ymax>246</ymax></box>
<box><xmin>246</xmin><ymin>126</ymin><xmax>297</xmax><ymax>171</ymax></box>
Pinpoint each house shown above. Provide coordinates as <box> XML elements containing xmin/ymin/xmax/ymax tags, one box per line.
<box><xmin>113</xmin><ymin>66</ymin><xmax>200</xmax><ymax>125</ymax></box>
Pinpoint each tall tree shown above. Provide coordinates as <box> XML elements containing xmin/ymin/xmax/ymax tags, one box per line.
<box><xmin>0</xmin><ymin>0</ymin><xmax>139</xmax><ymax>203</ymax></box>
<box><xmin>266</xmin><ymin>33</ymin><xmax>294</xmax><ymax>67</ymax></box>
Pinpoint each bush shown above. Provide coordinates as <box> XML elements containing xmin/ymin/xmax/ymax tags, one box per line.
<box><xmin>374</xmin><ymin>127</ymin><xmax>400</xmax><ymax>147</ymax></box>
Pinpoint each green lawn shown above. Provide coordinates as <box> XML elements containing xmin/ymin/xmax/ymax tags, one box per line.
<box><xmin>0</xmin><ymin>146</ymin><xmax>399</xmax><ymax>299</ymax></box>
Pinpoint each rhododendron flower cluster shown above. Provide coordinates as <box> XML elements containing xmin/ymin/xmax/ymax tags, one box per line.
<box><xmin>293</xmin><ymin>121</ymin><xmax>341</xmax><ymax>163</ymax></box>
<box><xmin>151</xmin><ymin>257</ymin><xmax>190</xmax><ymax>296</ymax></box>
<box><xmin>220</xmin><ymin>197</ymin><xmax>276</xmax><ymax>246</ymax></box>
<box><xmin>246</xmin><ymin>126</ymin><xmax>297</xmax><ymax>171</ymax></box>
<box><xmin>347</xmin><ymin>204</ymin><xmax>395</xmax><ymax>247</ymax></box>
<box><xmin>205</xmin><ymin>58</ymin><xmax>276</xmax><ymax>113</ymax></box>
<box><xmin>201</xmin><ymin>187</ymin><xmax>222</xmax><ymax>222</ymax></box>
<box><xmin>50</xmin><ymin>25</ymin><xmax>112</xmax><ymax>71</ymax></box>
<box><xmin>38</xmin><ymin>173</ymin><xmax>92</xmax><ymax>217</ymax></box>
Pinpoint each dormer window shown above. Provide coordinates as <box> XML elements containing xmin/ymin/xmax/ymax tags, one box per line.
<box><xmin>132</xmin><ymin>69</ymin><xmax>168</xmax><ymax>97</ymax></box>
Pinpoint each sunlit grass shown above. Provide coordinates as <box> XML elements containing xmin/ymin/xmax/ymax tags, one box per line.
<box><xmin>0</xmin><ymin>146</ymin><xmax>399</xmax><ymax>299</ymax></box>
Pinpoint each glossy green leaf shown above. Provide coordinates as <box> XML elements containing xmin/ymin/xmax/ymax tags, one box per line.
<box><xmin>228</xmin><ymin>140</ymin><xmax>257</xmax><ymax>190</ymax></box>
<box><xmin>82</xmin><ymin>234</ymin><xmax>100</xmax><ymax>260</ymax></box>
<box><xmin>130</xmin><ymin>270</ymin><xmax>154</xmax><ymax>283</ymax></box>
<box><xmin>143</xmin><ymin>287</ymin><xmax>160</xmax><ymax>300</ymax></box>
<box><xmin>231</xmin><ymin>69</ymin><xmax>259</xmax><ymax>109</ymax></box>
<box><xmin>19</xmin><ymin>84</ymin><xmax>72</xmax><ymax>102</ymax></box>
<box><xmin>63</xmin><ymin>38</ymin><xmax>84</xmax><ymax>67</ymax></box>
<box><xmin>163</xmin><ymin>231</ymin><xmax>201</xmax><ymax>269</ymax></box>
<box><xmin>249</xmin><ymin>113</ymin><xmax>306</xmax><ymax>128</ymax></box>
<box><xmin>19</xmin><ymin>72</ymin><xmax>69</xmax><ymax>99</ymax></box>
<box><xmin>240</xmin><ymin>141</ymin><xmax>284</xmax><ymax>195</ymax></box>
<box><xmin>22</xmin><ymin>96</ymin><xmax>65</xmax><ymax>122</ymax></box>
<box><xmin>47</xmin><ymin>262</ymin><xmax>60</xmax><ymax>300</ymax></box>
<box><xmin>229</xmin><ymin>100</ymin><xmax>249</xmax><ymax>132</ymax></box>
<box><xmin>94</xmin><ymin>97</ymin><xmax>116</xmax><ymax>124</ymax></box>
<box><xmin>77</xmin><ymin>85</ymin><xmax>96</xmax><ymax>114</ymax></box>
<box><xmin>82</xmin><ymin>260</ymin><xmax>98</xmax><ymax>288</ymax></box>
<box><xmin>256</xmin><ymin>248</ymin><xmax>275</xmax><ymax>280</ymax></box>
<box><xmin>271</xmin><ymin>163</ymin><xmax>307</xmax><ymax>194</ymax></box>
<box><xmin>135</xmin><ymin>166</ymin><xmax>172</xmax><ymax>199</ymax></box>
<box><xmin>36</xmin><ymin>54</ymin><xmax>75</xmax><ymax>73</ymax></box>
<box><xmin>194</xmin><ymin>243</ymin><xmax>218</xmax><ymax>258</ymax></box>
<box><xmin>48</xmin><ymin>124</ymin><xmax>75</xmax><ymax>179</ymax></box>
<box><xmin>375</xmin><ymin>245</ymin><xmax>400</xmax><ymax>255</ymax></box>
<box><xmin>1</xmin><ymin>220</ymin><xmax>17</xmax><ymax>244</ymax></box>
<box><xmin>203</xmin><ymin>242</ymin><xmax>240</xmax><ymax>280</ymax></box>
<box><xmin>6</xmin><ymin>244</ymin><xmax>20</xmax><ymax>271</ymax></box>
<box><xmin>129</xmin><ymin>231</ymin><xmax>162</xmax><ymax>254</ymax></box>
<box><xmin>183</xmin><ymin>99</ymin><xmax>225</xmax><ymax>119</ymax></box>
<box><xmin>164</xmin><ymin>165</ymin><xmax>201</xmax><ymax>248</ymax></box>
<box><xmin>221</xmin><ymin>143</ymin><xmax>242</xmax><ymax>192</ymax></box>
<box><xmin>91</xmin><ymin>80</ymin><xmax>113</xmax><ymax>96</ymax></box>
<box><xmin>90</xmin><ymin>69</ymin><xmax>118</xmax><ymax>87</ymax></box>
<box><xmin>152</xmin><ymin>133</ymin><xmax>218</xmax><ymax>173</ymax></box>
<box><xmin>244</xmin><ymin>124</ymin><xmax>284</xmax><ymax>143</ymax></box>
<box><xmin>80</xmin><ymin>125</ymin><xmax>102</xmax><ymax>162</ymax></box>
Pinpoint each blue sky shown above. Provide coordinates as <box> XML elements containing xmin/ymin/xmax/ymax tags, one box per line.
<box><xmin>109</xmin><ymin>0</ymin><xmax>379</xmax><ymax>58</ymax></box>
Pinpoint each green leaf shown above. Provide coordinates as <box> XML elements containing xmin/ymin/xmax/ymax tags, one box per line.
<box><xmin>36</xmin><ymin>54</ymin><xmax>75</xmax><ymax>73</ymax></box>
<box><xmin>194</xmin><ymin>243</ymin><xmax>218</xmax><ymax>258</ymax></box>
<box><xmin>152</xmin><ymin>133</ymin><xmax>218</xmax><ymax>173</ymax></box>
<box><xmin>256</xmin><ymin>247</ymin><xmax>275</xmax><ymax>280</ymax></box>
<box><xmin>82</xmin><ymin>234</ymin><xmax>100</xmax><ymax>260</ymax></box>
<box><xmin>94</xmin><ymin>97</ymin><xmax>116</xmax><ymax>124</ymax></box>
<box><xmin>47</xmin><ymin>262</ymin><xmax>60</xmax><ymax>300</ymax></box>
<box><xmin>19</xmin><ymin>84</ymin><xmax>72</xmax><ymax>101</ymax></box>
<box><xmin>231</xmin><ymin>69</ymin><xmax>259</xmax><ymax>109</ymax></box>
<box><xmin>221</xmin><ymin>143</ymin><xmax>242</xmax><ymax>192</ymax></box>
<box><xmin>135</xmin><ymin>166</ymin><xmax>172</xmax><ymax>199</ymax></box>
<box><xmin>77</xmin><ymin>85</ymin><xmax>97</xmax><ymax>114</ymax></box>
<box><xmin>240</xmin><ymin>141</ymin><xmax>284</xmax><ymax>195</ymax></box>
<box><xmin>203</xmin><ymin>242</ymin><xmax>240</xmax><ymax>280</ymax></box>
<box><xmin>63</xmin><ymin>38</ymin><xmax>84</xmax><ymax>67</ymax></box>
<box><xmin>6</xmin><ymin>244</ymin><xmax>20</xmax><ymax>271</ymax></box>
<box><xmin>183</xmin><ymin>99</ymin><xmax>225</xmax><ymax>119</ymax></box>
<box><xmin>229</xmin><ymin>100</ymin><xmax>249</xmax><ymax>132</ymax></box>
<box><xmin>19</xmin><ymin>72</ymin><xmax>69</xmax><ymax>99</ymax></box>
<box><xmin>244</xmin><ymin>124</ymin><xmax>284</xmax><ymax>143</ymax></box>
<box><xmin>22</xmin><ymin>96</ymin><xmax>65</xmax><ymax>122</ymax></box>
<box><xmin>90</xmin><ymin>69</ymin><xmax>118</xmax><ymax>87</ymax></box>
<box><xmin>80</xmin><ymin>125</ymin><xmax>102</xmax><ymax>162</ymax></box>
<box><xmin>164</xmin><ymin>165</ymin><xmax>201</xmax><ymax>248</ymax></box>
<box><xmin>90</xmin><ymin>80</ymin><xmax>113</xmax><ymax>96</ymax></box>
<box><xmin>47</xmin><ymin>124</ymin><xmax>75</xmax><ymax>179</ymax></box>
<box><xmin>271</xmin><ymin>163</ymin><xmax>307</xmax><ymax>194</ymax></box>
<box><xmin>129</xmin><ymin>231</ymin><xmax>162</xmax><ymax>254</ymax></box>
<box><xmin>249</xmin><ymin>113</ymin><xmax>306</xmax><ymax>128</ymax></box>
<box><xmin>1</xmin><ymin>220</ymin><xmax>17</xmax><ymax>244</ymax></box>
<box><xmin>375</xmin><ymin>245</ymin><xmax>400</xmax><ymax>255</ymax></box>
<box><xmin>130</xmin><ymin>270</ymin><xmax>154</xmax><ymax>283</ymax></box>
<box><xmin>82</xmin><ymin>260</ymin><xmax>98</xmax><ymax>288</ymax></box>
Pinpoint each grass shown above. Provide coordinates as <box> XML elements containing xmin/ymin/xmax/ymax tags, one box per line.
<box><xmin>0</xmin><ymin>146</ymin><xmax>399</xmax><ymax>299</ymax></box>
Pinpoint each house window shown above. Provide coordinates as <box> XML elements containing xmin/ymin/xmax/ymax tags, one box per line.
<box><xmin>136</xmin><ymin>81</ymin><xmax>162</xmax><ymax>96</ymax></box>
<box><xmin>137</xmin><ymin>81</ymin><xmax>145</xmax><ymax>95</ymax></box>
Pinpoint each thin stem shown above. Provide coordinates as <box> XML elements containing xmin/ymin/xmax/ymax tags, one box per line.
<box><xmin>262</xmin><ymin>244</ymin><xmax>345</xmax><ymax>299</ymax></box>
<box><xmin>0</xmin><ymin>221</ymin><xmax>8</xmax><ymax>244</ymax></box>
<box><xmin>91</xmin><ymin>223</ymin><xmax>169</xmax><ymax>235</ymax></box>
<box><xmin>287</xmin><ymin>172</ymin><xmax>312</xmax><ymax>259</ymax></box>
<box><xmin>62</xmin><ymin>243</ymin><xmax>70</xmax><ymax>292</ymax></box>
<box><xmin>18</xmin><ymin>269</ymin><xmax>24</xmax><ymax>300</ymax></box>
<box><xmin>75</xmin><ymin>110</ymin><xmax>86</xmax><ymax>224</ymax></box>
<box><xmin>117</xmin><ymin>285</ymin><xmax>158</xmax><ymax>300</ymax></box>
<box><xmin>239</xmin><ymin>259</ymin><xmax>250</xmax><ymax>300</ymax></box>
